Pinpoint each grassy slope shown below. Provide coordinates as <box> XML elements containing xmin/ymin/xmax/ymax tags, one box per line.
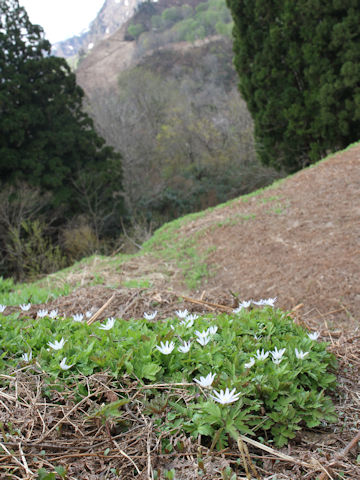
<box><xmin>1</xmin><ymin>141</ymin><xmax>358</xmax><ymax>306</ymax></box>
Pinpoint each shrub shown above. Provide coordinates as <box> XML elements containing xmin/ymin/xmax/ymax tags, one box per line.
<box><xmin>0</xmin><ymin>306</ymin><xmax>337</xmax><ymax>448</ymax></box>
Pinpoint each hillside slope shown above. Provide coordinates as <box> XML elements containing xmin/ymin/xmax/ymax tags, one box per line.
<box><xmin>32</xmin><ymin>142</ymin><xmax>359</xmax><ymax>327</ymax></box>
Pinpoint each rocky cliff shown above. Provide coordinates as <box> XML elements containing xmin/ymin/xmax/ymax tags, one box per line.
<box><xmin>51</xmin><ymin>0</ymin><xmax>145</xmax><ymax>58</ymax></box>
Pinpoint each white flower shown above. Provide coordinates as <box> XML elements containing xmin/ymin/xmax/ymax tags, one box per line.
<box><xmin>72</xmin><ymin>313</ymin><xmax>84</xmax><ymax>322</ymax></box>
<box><xmin>37</xmin><ymin>309</ymin><xmax>48</xmax><ymax>318</ymax></box>
<box><xmin>195</xmin><ymin>330</ymin><xmax>208</xmax><ymax>340</ymax></box>
<box><xmin>255</xmin><ymin>349</ymin><xmax>269</xmax><ymax>361</ymax></box>
<box><xmin>170</xmin><ymin>324</ymin><xmax>175</xmax><ymax>330</ymax></box>
<box><xmin>308</xmin><ymin>332</ymin><xmax>320</xmax><ymax>341</ymax></box>
<box><xmin>98</xmin><ymin>317</ymin><xmax>115</xmax><ymax>330</ymax></box>
<box><xmin>85</xmin><ymin>310</ymin><xmax>93</xmax><ymax>318</ymax></box>
<box><xmin>254</xmin><ymin>297</ymin><xmax>277</xmax><ymax>307</ymax></box>
<box><xmin>48</xmin><ymin>338</ymin><xmax>66</xmax><ymax>350</ymax></box>
<box><xmin>180</xmin><ymin>318</ymin><xmax>194</xmax><ymax>328</ymax></box>
<box><xmin>234</xmin><ymin>300</ymin><xmax>252</xmax><ymax>313</ymax></box>
<box><xmin>0</xmin><ymin>305</ymin><xmax>6</xmax><ymax>313</ymax></box>
<box><xmin>49</xmin><ymin>309</ymin><xmax>58</xmax><ymax>319</ymax></box>
<box><xmin>156</xmin><ymin>341</ymin><xmax>175</xmax><ymax>354</ymax></box>
<box><xmin>207</xmin><ymin>325</ymin><xmax>218</xmax><ymax>336</ymax></box>
<box><xmin>175</xmin><ymin>309</ymin><xmax>188</xmax><ymax>318</ymax></box>
<box><xmin>244</xmin><ymin>357</ymin><xmax>255</xmax><ymax>369</ymax></box>
<box><xmin>144</xmin><ymin>311</ymin><xmax>157</xmax><ymax>320</ymax></box>
<box><xmin>186</xmin><ymin>313</ymin><xmax>198</xmax><ymax>321</ymax></box>
<box><xmin>270</xmin><ymin>346</ymin><xmax>286</xmax><ymax>364</ymax></box>
<box><xmin>194</xmin><ymin>372</ymin><xmax>216</xmax><ymax>388</ymax></box>
<box><xmin>178</xmin><ymin>340</ymin><xmax>191</xmax><ymax>353</ymax></box>
<box><xmin>195</xmin><ymin>330</ymin><xmax>211</xmax><ymax>346</ymax></box>
<box><xmin>209</xmin><ymin>387</ymin><xmax>241</xmax><ymax>405</ymax></box>
<box><xmin>59</xmin><ymin>357</ymin><xmax>74</xmax><ymax>370</ymax></box>
<box><xmin>22</xmin><ymin>351</ymin><xmax>32</xmax><ymax>362</ymax></box>
<box><xmin>295</xmin><ymin>348</ymin><xmax>309</xmax><ymax>360</ymax></box>
<box><xmin>19</xmin><ymin>303</ymin><xmax>31</xmax><ymax>311</ymax></box>
<box><xmin>196</xmin><ymin>335</ymin><xmax>211</xmax><ymax>346</ymax></box>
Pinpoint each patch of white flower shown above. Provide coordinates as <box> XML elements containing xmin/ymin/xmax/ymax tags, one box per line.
<box><xmin>48</xmin><ymin>338</ymin><xmax>66</xmax><ymax>351</ymax></box>
<box><xmin>156</xmin><ymin>341</ymin><xmax>175</xmax><ymax>355</ymax></box>
<box><xmin>194</xmin><ymin>372</ymin><xmax>216</xmax><ymax>388</ymax></box>
<box><xmin>19</xmin><ymin>303</ymin><xmax>31</xmax><ymax>311</ymax></box>
<box><xmin>144</xmin><ymin>311</ymin><xmax>157</xmax><ymax>320</ymax></box>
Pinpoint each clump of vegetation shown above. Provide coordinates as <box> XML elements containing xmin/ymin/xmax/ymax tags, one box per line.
<box><xmin>0</xmin><ymin>0</ymin><xmax>124</xmax><ymax>280</ymax></box>
<box><xmin>0</xmin><ymin>305</ymin><xmax>337</xmax><ymax>448</ymax></box>
<box><xmin>226</xmin><ymin>0</ymin><xmax>360</xmax><ymax>171</ymax></box>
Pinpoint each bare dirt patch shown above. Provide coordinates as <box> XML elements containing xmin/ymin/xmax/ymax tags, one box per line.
<box><xmin>176</xmin><ymin>143</ymin><xmax>360</xmax><ymax>328</ymax></box>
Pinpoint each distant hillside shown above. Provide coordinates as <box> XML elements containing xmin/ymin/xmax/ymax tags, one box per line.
<box><xmin>74</xmin><ymin>0</ymin><xmax>279</xmax><ymax>227</ymax></box>
<box><xmin>75</xmin><ymin>0</ymin><xmax>231</xmax><ymax>95</ymax></box>
<box><xmin>51</xmin><ymin>0</ymin><xmax>146</xmax><ymax>60</ymax></box>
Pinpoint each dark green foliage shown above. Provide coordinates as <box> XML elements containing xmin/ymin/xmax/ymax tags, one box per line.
<box><xmin>0</xmin><ymin>0</ymin><xmax>123</xmax><ymax>210</ymax></box>
<box><xmin>226</xmin><ymin>0</ymin><xmax>360</xmax><ymax>171</ymax></box>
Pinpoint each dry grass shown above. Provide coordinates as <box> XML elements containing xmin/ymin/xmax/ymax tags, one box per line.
<box><xmin>1</xmin><ymin>296</ymin><xmax>360</xmax><ymax>480</ymax></box>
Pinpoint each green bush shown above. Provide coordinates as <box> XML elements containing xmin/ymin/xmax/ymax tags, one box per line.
<box><xmin>127</xmin><ymin>23</ymin><xmax>145</xmax><ymax>40</ymax></box>
<box><xmin>0</xmin><ymin>276</ymin><xmax>14</xmax><ymax>294</ymax></box>
<box><xmin>0</xmin><ymin>306</ymin><xmax>337</xmax><ymax>447</ymax></box>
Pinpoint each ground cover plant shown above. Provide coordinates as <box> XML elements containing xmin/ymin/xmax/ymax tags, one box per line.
<box><xmin>0</xmin><ymin>299</ymin><xmax>337</xmax><ymax>459</ymax></box>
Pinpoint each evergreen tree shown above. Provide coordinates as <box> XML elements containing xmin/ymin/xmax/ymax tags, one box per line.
<box><xmin>0</xmin><ymin>0</ymin><xmax>123</xmax><ymax>211</ymax></box>
<box><xmin>226</xmin><ymin>0</ymin><xmax>360</xmax><ymax>171</ymax></box>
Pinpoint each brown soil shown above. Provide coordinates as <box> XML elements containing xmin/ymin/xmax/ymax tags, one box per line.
<box><xmin>182</xmin><ymin>143</ymin><xmax>360</xmax><ymax>327</ymax></box>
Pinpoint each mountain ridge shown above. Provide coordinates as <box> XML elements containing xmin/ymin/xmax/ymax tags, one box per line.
<box><xmin>52</xmin><ymin>0</ymin><xmax>145</xmax><ymax>59</ymax></box>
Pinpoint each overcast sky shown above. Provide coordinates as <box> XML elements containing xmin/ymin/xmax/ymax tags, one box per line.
<box><xmin>18</xmin><ymin>0</ymin><xmax>105</xmax><ymax>43</ymax></box>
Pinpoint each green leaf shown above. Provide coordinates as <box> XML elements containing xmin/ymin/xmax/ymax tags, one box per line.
<box><xmin>141</xmin><ymin>362</ymin><xmax>162</xmax><ymax>381</ymax></box>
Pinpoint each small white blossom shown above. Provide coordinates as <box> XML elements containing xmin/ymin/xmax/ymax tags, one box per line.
<box><xmin>37</xmin><ymin>309</ymin><xmax>48</xmax><ymax>318</ymax></box>
<box><xmin>85</xmin><ymin>310</ymin><xmax>93</xmax><ymax>318</ymax></box>
<box><xmin>207</xmin><ymin>325</ymin><xmax>218</xmax><ymax>336</ymax></box>
<box><xmin>170</xmin><ymin>324</ymin><xmax>175</xmax><ymax>330</ymax></box>
<box><xmin>178</xmin><ymin>340</ymin><xmax>191</xmax><ymax>353</ymax></box>
<box><xmin>195</xmin><ymin>330</ymin><xmax>208</xmax><ymax>340</ymax></box>
<box><xmin>295</xmin><ymin>348</ymin><xmax>309</xmax><ymax>360</ymax></box>
<box><xmin>210</xmin><ymin>387</ymin><xmax>241</xmax><ymax>405</ymax></box>
<box><xmin>234</xmin><ymin>300</ymin><xmax>252</xmax><ymax>313</ymax></box>
<box><xmin>194</xmin><ymin>372</ymin><xmax>216</xmax><ymax>388</ymax></box>
<box><xmin>270</xmin><ymin>347</ymin><xmax>286</xmax><ymax>364</ymax></box>
<box><xmin>49</xmin><ymin>309</ymin><xmax>58</xmax><ymax>319</ymax></box>
<box><xmin>186</xmin><ymin>313</ymin><xmax>198</xmax><ymax>321</ymax></box>
<box><xmin>144</xmin><ymin>311</ymin><xmax>157</xmax><ymax>320</ymax></box>
<box><xmin>156</xmin><ymin>341</ymin><xmax>175</xmax><ymax>354</ymax></box>
<box><xmin>241</xmin><ymin>300</ymin><xmax>252</xmax><ymax>308</ymax></box>
<box><xmin>22</xmin><ymin>351</ymin><xmax>32</xmax><ymax>362</ymax></box>
<box><xmin>254</xmin><ymin>297</ymin><xmax>277</xmax><ymax>307</ymax></box>
<box><xmin>48</xmin><ymin>338</ymin><xmax>66</xmax><ymax>350</ymax></box>
<box><xmin>73</xmin><ymin>313</ymin><xmax>84</xmax><ymax>322</ymax></box>
<box><xmin>98</xmin><ymin>317</ymin><xmax>115</xmax><ymax>330</ymax></box>
<box><xmin>59</xmin><ymin>357</ymin><xmax>74</xmax><ymax>370</ymax></box>
<box><xmin>255</xmin><ymin>349</ymin><xmax>269</xmax><ymax>361</ymax></box>
<box><xmin>0</xmin><ymin>305</ymin><xmax>6</xmax><ymax>313</ymax></box>
<box><xmin>19</xmin><ymin>303</ymin><xmax>31</xmax><ymax>311</ymax></box>
<box><xmin>196</xmin><ymin>335</ymin><xmax>211</xmax><ymax>346</ymax></box>
<box><xmin>308</xmin><ymin>332</ymin><xmax>320</xmax><ymax>341</ymax></box>
<box><xmin>195</xmin><ymin>330</ymin><xmax>211</xmax><ymax>346</ymax></box>
<box><xmin>175</xmin><ymin>309</ymin><xmax>188</xmax><ymax>318</ymax></box>
<box><xmin>244</xmin><ymin>357</ymin><xmax>255</xmax><ymax>369</ymax></box>
<box><xmin>180</xmin><ymin>318</ymin><xmax>194</xmax><ymax>328</ymax></box>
